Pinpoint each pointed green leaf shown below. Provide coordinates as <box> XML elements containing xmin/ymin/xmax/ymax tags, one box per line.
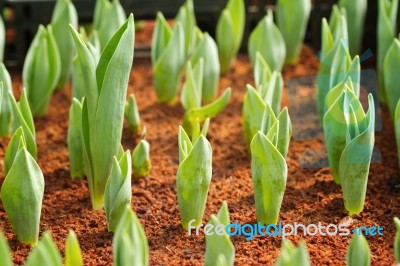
<box><xmin>65</xmin><ymin>230</ymin><xmax>83</xmax><ymax>266</ymax></box>
<box><xmin>1</xmin><ymin>148</ymin><xmax>44</xmax><ymax>246</ymax></box>
<box><xmin>67</xmin><ymin>98</ymin><xmax>85</xmax><ymax>178</ymax></box>
<box><xmin>346</xmin><ymin>233</ymin><xmax>371</xmax><ymax>266</ymax></box>
<box><xmin>204</xmin><ymin>202</ymin><xmax>235</xmax><ymax>266</ymax></box>
<box><xmin>177</xmin><ymin>135</ymin><xmax>212</xmax><ymax>230</ymax></box>
<box><xmin>104</xmin><ymin>151</ymin><xmax>132</xmax><ymax>232</ymax></box>
<box><xmin>250</xmin><ymin>132</ymin><xmax>287</xmax><ymax>225</ymax></box>
<box><xmin>248</xmin><ymin>10</ymin><xmax>286</xmax><ymax>71</ymax></box>
<box><xmin>113</xmin><ymin>207</ymin><xmax>149</xmax><ymax>266</ymax></box>
<box><xmin>276</xmin><ymin>0</ymin><xmax>311</xmax><ymax>64</ymax></box>
<box><xmin>132</xmin><ymin>139</ymin><xmax>151</xmax><ymax>179</ymax></box>
<box><xmin>25</xmin><ymin>232</ymin><xmax>62</xmax><ymax>265</ymax></box>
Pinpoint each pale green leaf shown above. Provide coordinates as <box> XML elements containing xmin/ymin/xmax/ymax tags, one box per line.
<box><xmin>346</xmin><ymin>233</ymin><xmax>371</xmax><ymax>266</ymax></box>
<box><xmin>1</xmin><ymin>148</ymin><xmax>44</xmax><ymax>246</ymax></box>
<box><xmin>65</xmin><ymin>230</ymin><xmax>83</xmax><ymax>266</ymax></box>
<box><xmin>276</xmin><ymin>0</ymin><xmax>311</xmax><ymax>64</ymax></box>
<box><xmin>177</xmin><ymin>135</ymin><xmax>212</xmax><ymax>230</ymax></box>
<box><xmin>250</xmin><ymin>132</ymin><xmax>287</xmax><ymax>225</ymax></box>
<box><xmin>104</xmin><ymin>151</ymin><xmax>132</xmax><ymax>232</ymax></box>
<box><xmin>113</xmin><ymin>207</ymin><xmax>149</xmax><ymax>266</ymax></box>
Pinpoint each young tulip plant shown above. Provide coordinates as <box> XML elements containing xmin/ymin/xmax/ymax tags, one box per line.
<box><xmin>346</xmin><ymin>233</ymin><xmax>371</xmax><ymax>266</ymax></box>
<box><xmin>125</xmin><ymin>94</ymin><xmax>141</xmax><ymax>134</ymax></box>
<box><xmin>25</xmin><ymin>232</ymin><xmax>63</xmax><ymax>266</ymax></box>
<box><xmin>216</xmin><ymin>0</ymin><xmax>245</xmax><ymax>73</ymax></box>
<box><xmin>243</xmin><ymin>53</ymin><xmax>284</xmax><ymax>146</ymax></box>
<box><xmin>275</xmin><ymin>239</ymin><xmax>311</xmax><ymax>266</ymax></box>
<box><xmin>70</xmin><ymin>15</ymin><xmax>135</xmax><ymax>210</ymax></box>
<box><xmin>383</xmin><ymin>36</ymin><xmax>400</xmax><ymax>118</ymax></box>
<box><xmin>204</xmin><ymin>202</ymin><xmax>235</xmax><ymax>266</ymax></box>
<box><xmin>377</xmin><ymin>0</ymin><xmax>398</xmax><ymax>103</ymax></box>
<box><xmin>251</xmin><ymin>105</ymin><xmax>292</xmax><ymax>225</ymax></box>
<box><xmin>23</xmin><ymin>25</ymin><xmax>61</xmax><ymax>117</ymax></box>
<box><xmin>104</xmin><ymin>150</ymin><xmax>132</xmax><ymax>232</ymax></box>
<box><xmin>323</xmin><ymin>81</ymin><xmax>375</xmax><ymax>215</ymax></box>
<box><xmin>175</xmin><ymin>0</ymin><xmax>196</xmax><ymax>58</ymax></box>
<box><xmin>72</xmin><ymin>28</ymin><xmax>101</xmax><ymax>100</ymax></box>
<box><xmin>317</xmin><ymin>43</ymin><xmax>360</xmax><ymax>123</ymax></box>
<box><xmin>132</xmin><ymin>130</ymin><xmax>151</xmax><ymax>179</ymax></box>
<box><xmin>248</xmin><ymin>10</ymin><xmax>286</xmax><ymax>72</ymax></box>
<box><xmin>181</xmin><ymin>59</ymin><xmax>231</xmax><ymax>136</ymax></box>
<box><xmin>0</xmin><ymin>63</ymin><xmax>14</xmax><ymax>137</ymax></box>
<box><xmin>93</xmin><ymin>0</ymin><xmax>126</xmax><ymax>50</ymax></box>
<box><xmin>0</xmin><ymin>230</ymin><xmax>83</xmax><ymax>266</ymax></box>
<box><xmin>51</xmin><ymin>0</ymin><xmax>78</xmax><ymax>88</ymax></box>
<box><xmin>113</xmin><ymin>206</ymin><xmax>149</xmax><ymax>266</ymax></box>
<box><xmin>67</xmin><ymin>98</ymin><xmax>85</xmax><ymax>178</ymax></box>
<box><xmin>190</xmin><ymin>30</ymin><xmax>220</xmax><ymax>102</ymax></box>
<box><xmin>316</xmin><ymin>7</ymin><xmax>361</xmax><ymax>123</ymax></box>
<box><xmin>65</xmin><ymin>230</ymin><xmax>83</xmax><ymax>266</ymax></box>
<box><xmin>8</xmin><ymin>89</ymin><xmax>37</xmax><ymax>159</ymax></box>
<box><xmin>276</xmin><ymin>0</ymin><xmax>311</xmax><ymax>64</ymax></box>
<box><xmin>177</xmin><ymin>120</ymin><xmax>212</xmax><ymax>230</ymax></box>
<box><xmin>1</xmin><ymin>127</ymin><xmax>44</xmax><ymax>246</ymax></box>
<box><xmin>151</xmin><ymin>0</ymin><xmax>195</xmax><ymax>104</ymax></box>
<box><xmin>339</xmin><ymin>0</ymin><xmax>367</xmax><ymax>56</ymax></box>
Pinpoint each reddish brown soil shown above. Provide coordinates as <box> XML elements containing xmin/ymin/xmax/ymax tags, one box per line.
<box><xmin>0</xmin><ymin>28</ymin><xmax>399</xmax><ymax>266</ymax></box>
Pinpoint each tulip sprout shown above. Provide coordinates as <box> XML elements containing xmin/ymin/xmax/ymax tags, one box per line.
<box><xmin>0</xmin><ymin>64</ymin><xmax>14</xmax><ymax>137</ymax></box>
<box><xmin>8</xmin><ymin>89</ymin><xmax>37</xmax><ymax>159</ymax></box>
<box><xmin>251</xmin><ymin>106</ymin><xmax>291</xmax><ymax>225</ymax></box>
<box><xmin>338</xmin><ymin>0</ymin><xmax>367</xmax><ymax>56</ymax></box>
<box><xmin>243</xmin><ymin>53</ymin><xmax>284</xmax><ymax>147</ymax></box>
<box><xmin>65</xmin><ymin>230</ymin><xmax>83</xmax><ymax>266</ymax></box>
<box><xmin>204</xmin><ymin>201</ymin><xmax>235</xmax><ymax>266</ymax></box>
<box><xmin>175</xmin><ymin>0</ymin><xmax>196</xmax><ymax>58</ymax></box>
<box><xmin>23</xmin><ymin>25</ymin><xmax>61</xmax><ymax>117</ymax></box>
<box><xmin>72</xmin><ymin>28</ymin><xmax>101</xmax><ymax>101</ymax></box>
<box><xmin>70</xmin><ymin>15</ymin><xmax>135</xmax><ymax>210</ymax></box>
<box><xmin>248</xmin><ymin>10</ymin><xmax>286</xmax><ymax>72</ymax></box>
<box><xmin>383</xmin><ymin>37</ymin><xmax>400</xmax><ymax>118</ymax></box>
<box><xmin>177</xmin><ymin>122</ymin><xmax>212</xmax><ymax>230</ymax></box>
<box><xmin>105</xmin><ymin>150</ymin><xmax>132</xmax><ymax>232</ymax></box>
<box><xmin>377</xmin><ymin>0</ymin><xmax>398</xmax><ymax>103</ymax></box>
<box><xmin>93</xmin><ymin>0</ymin><xmax>126</xmax><ymax>50</ymax></box>
<box><xmin>151</xmin><ymin>12</ymin><xmax>185</xmax><ymax>104</ymax></box>
<box><xmin>276</xmin><ymin>0</ymin><xmax>311</xmax><ymax>64</ymax></box>
<box><xmin>67</xmin><ymin>98</ymin><xmax>85</xmax><ymax>178</ymax></box>
<box><xmin>181</xmin><ymin>60</ymin><xmax>231</xmax><ymax>136</ymax></box>
<box><xmin>216</xmin><ymin>0</ymin><xmax>245</xmax><ymax>73</ymax></box>
<box><xmin>190</xmin><ymin>31</ymin><xmax>220</xmax><ymax>102</ymax></box>
<box><xmin>113</xmin><ymin>206</ymin><xmax>149</xmax><ymax>266</ymax></box>
<box><xmin>125</xmin><ymin>94</ymin><xmax>141</xmax><ymax>134</ymax></box>
<box><xmin>346</xmin><ymin>233</ymin><xmax>371</xmax><ymax>266</ymax></box>
<box><xmin>132</xmin><ymin>131</ymin><xmax>151</xmax><ymax>179</ymax></box>
<box><xmin>324</xmin><ymin>82</ymin><xmax>375</xmax><ymax>214</ymax></box>
<box><xmin>51</xmin><ymin>0</ymin><xmax>78</xmax><ymax>88</ymax></box>
<box><xmin>275</xmin><ymin>239</ymin><xmax>311</xmax><ymax>266</ymax></box>
<box><xmin>1</xmin><ymin>138</ymin><xmax>44</xmax><ymax>246</ymax></box>
<box><xmin>25</xmin><ymin>232</ymin><xmax>62</xmax><ymax>266</ymax></box>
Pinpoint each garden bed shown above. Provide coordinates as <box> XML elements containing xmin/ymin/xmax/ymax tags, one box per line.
<box><xmin>0</xmin><ymin>39</ymin><xmax>398</xmax><ymax>265</ymax></box>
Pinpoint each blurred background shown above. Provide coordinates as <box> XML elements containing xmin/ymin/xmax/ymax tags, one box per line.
<box><xmin>0</xmin><ymin>0</ymin><xmax>379</xmax><ymax>68</ymax></box>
